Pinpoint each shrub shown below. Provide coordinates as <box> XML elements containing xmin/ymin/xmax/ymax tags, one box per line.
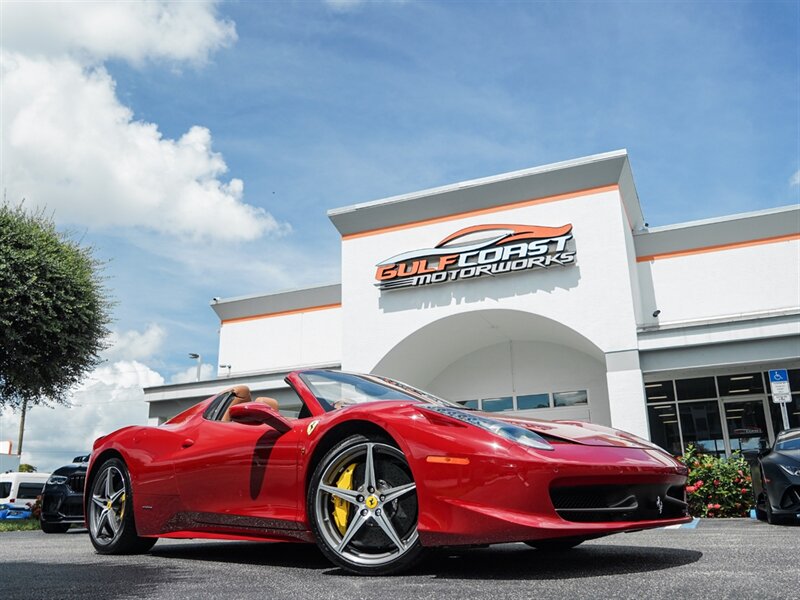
<box><xmin>679</xmin><ymin>444</ymin><xmax>752</xmax><ymax>518</ymax></box>
<box><xmin>26</xmin><ymin>496</ymin><xmax>42</xmax><ymax>520</ymax></box>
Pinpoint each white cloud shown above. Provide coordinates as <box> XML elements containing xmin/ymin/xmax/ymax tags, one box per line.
<box><xmin>2</xmin><ymin>1</ymin><xmax>236</xmax><ymax>66</ymax></box>
<box><xmin>1</xmin><ymin>53</ymin><xmax>280</xmax><ymax>241</ymax></box>
<box><xmin>0</xmin><ymin>360</ymin><xmax>164</xmax><ymax>473</ymax></box>
<box><xmin>103</xmin><ymin>324</ymin><xmax>166</xmax><ymax>362</ymax></box>
<box><xmin>170</xmin><ymin>363</ymin><xmax>216</xmax><ymax>384</ymax></box>
<box><xmin>791</xmin><ymin>170</ymin><xmax>800</xmax><ymax>187</ymax></box>
<box><xmin>0</xmin><ymin>2</ymin><xmax>283</xmax><ymax>242</ymax></box>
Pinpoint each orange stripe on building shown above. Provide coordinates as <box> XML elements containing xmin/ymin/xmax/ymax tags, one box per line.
<box><xmin>341</xmin><ymin>184</ymin><xmax>620</xmax><ymax>240</ymax></box>
<box><xmin>221</xmin><ymin>303</ymin><xmax>342</xmax><ymax>325</ymax></box>
<box><xmin>636</xmin><ymin>233</ymin><xmax>800</xmax><ymax>263</ymax></box>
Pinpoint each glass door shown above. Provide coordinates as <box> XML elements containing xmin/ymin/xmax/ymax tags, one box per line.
<box><xmin>723</xmin><ymin>398</ymin><xmax>771</xmax><ymax>453</ymax></box>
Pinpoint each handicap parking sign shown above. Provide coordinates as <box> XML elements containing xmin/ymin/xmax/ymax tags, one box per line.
<box><xmin>769</xmin><ymin>369</ymin><xmax>792</xmax><ymax>403</ymax></box>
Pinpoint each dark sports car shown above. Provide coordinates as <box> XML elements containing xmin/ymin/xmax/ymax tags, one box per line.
<box><xmin>751</xmin><ymin>428</ymin><xmax>800</xmax><ymax>525</ymax></box>
<box><xmin>86</xmin><ymin>370</ymin><xmax>690</xmax><ymax>574</ymax></box>
<box><xmin>40</xmin><ymin>455</ymin><xmax>90</xmax><ymax>533</ymax></box>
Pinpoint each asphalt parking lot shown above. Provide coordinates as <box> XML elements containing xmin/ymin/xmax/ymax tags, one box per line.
<box><xmin>1</xmin><ymin>519</ymin><xmax>797</xmax><ymax>600</ymax></box>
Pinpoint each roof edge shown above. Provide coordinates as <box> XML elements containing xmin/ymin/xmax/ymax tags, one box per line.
<box><xmin>327</xmin><ymin>149</ymin><xmax>630</xmax><ymax>218</ymax></box>
<box><xmin>327</xmin><ymin>150</ymin><xmax>639</xmax><ymax>236</ymax></box>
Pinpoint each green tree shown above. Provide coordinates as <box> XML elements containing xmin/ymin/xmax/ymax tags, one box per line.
<box><xmin>0</xmin><ymin>203</ymin><xmax>112</xmax><ymax>427</ymax></box>
<box><xmin>18</xmin><ymin>463</ymin><xmax>37</xmax><ymax>473</ymax></box>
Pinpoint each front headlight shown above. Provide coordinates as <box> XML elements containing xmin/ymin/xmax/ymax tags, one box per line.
<box><xmin>46</xmin><ymin>475</ymin><xmax>68</xmax><ymax>486</ymax></box>
<box><xmin>779</xmin><ymin>464</ymin><xmax>800</xmax><ymax>477</ymax></box>
<box><xmin>422</xmin><ymin>406</ymin><xmax>553</xmax><ymax>451</ymax></box>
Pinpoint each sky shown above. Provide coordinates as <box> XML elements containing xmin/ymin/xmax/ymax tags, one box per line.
<box><xmin>0</xmin><ymin>0</ymin><xmax>798</xmax><ymax>472</ymax></box>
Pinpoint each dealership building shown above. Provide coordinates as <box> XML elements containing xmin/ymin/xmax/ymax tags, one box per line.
<box><xmin>144</xmin><ymin>150</ymin><xmax>800</xmax><ymax>456</ymax></box>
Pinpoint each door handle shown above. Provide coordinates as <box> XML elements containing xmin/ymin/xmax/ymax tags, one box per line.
<box><xmin>181</xmin><ymin>438</ymin><xmax>195</xmax><ymax>448</ymax></box>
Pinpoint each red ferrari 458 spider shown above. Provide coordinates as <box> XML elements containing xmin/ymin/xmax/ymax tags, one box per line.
<box><xmin>86</xmin><ymin>369</ymin><xmax>690</xmax><ymax>574</ymax></box>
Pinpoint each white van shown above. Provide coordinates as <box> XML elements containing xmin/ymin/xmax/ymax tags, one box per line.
<box><xmin>0</xmin><ymin>472</ymin><xmax>51</xmax><ymax>505</ymax></box>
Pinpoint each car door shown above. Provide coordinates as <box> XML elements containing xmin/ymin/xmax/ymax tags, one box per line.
<box><xmin>172</xmin><ymin>415</ymin><xmax>302</xmax><ymax>528</ymax></box>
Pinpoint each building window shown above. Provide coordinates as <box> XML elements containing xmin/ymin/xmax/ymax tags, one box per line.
<box><xmin>553</xmin><ymin>390</ymin><xmax>588</xmax><ymax>407</ymax></box>
<box><xmin>679</xmin><ymin>400</ymin><xmax>725</xmax><ymax>456</ymax></box>
<box><xmin>647</xmin><ymin>404</ymin><xmax>682</xmax><ymax>456</ymax></box>
<box><xmin>482</xmin><ymin>396</ymin><xmax>513</xmax><ymax>412</ymax></box>
<box><xmin>645</xmin><ymin>381</ymin><xmax>675</xmax><ymax>403</ymax></box>
<box><xmin>517</xmin><ymin>393</ymin><xmax>550</xmax><ymax>410</ymax></box>
<box><xmin>456</xmin><ymin>389</ymin><xmax>589</xmax><ymax>413</ymax></box>
<box><xmin>675</xmin><ymin>377</ymin><xmax>717</xmax><ymax>401</ymax></box>
<box><xmin>769</xmin><ymin>393</ymin><xmax>800</xmax><ymax>432</ymax></box>
<box><xmin>645</xmin><ymin>370</ymin><xmax>798</xmax><ymax>457</ymax></box>
<box><xmin>717</xmin><ymin>373</ymin><xmax>764</xmax><ymax>396</ymax></box>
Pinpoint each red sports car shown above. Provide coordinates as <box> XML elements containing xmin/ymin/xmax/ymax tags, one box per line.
<box><xmin>86</xmin><ymin>369</ymin><xmax>690</xmax><ymax>574</ymax></box>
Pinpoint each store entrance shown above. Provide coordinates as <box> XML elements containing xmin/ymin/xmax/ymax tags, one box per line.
<box><xmin>722</xmin><ymin>397</ymin><xmax>771</xmax><ymax>453</ymax></box>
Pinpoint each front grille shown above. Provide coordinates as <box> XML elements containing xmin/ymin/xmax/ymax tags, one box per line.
<box><xmin>43</xmin><ymin>496</ymin><xmax>61</xmax><ymax>513</ymax></box>
<box><xmin>551</xmin><ymin>483</ymin><xmax>687</xmax><ymax>522</ymax></box>
<box><xmin>67</xmin><ymin>474</ymin><xmax>85</xmax><ymax>494</ymax></box>
<box><xmin>61</xmin><ymin>497</ymin><xmax>84</xmax><ymax>518</ymax></box>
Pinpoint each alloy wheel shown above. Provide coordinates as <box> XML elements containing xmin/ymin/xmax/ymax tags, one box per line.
<box><xmin>314</xmin><ymin>441</ymin><xmax>419</xmax><ymax>568</ymax></box>
<box><xmin>89</xmin><ymin>465</ymin><xmax>127</xmax><ymax>546</ymax></box>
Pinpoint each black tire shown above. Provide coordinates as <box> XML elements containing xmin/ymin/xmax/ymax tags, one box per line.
<box><xmin>87</xmin><ymin>458</ymin><xmax>157</xmax><ymax>554</ymax></box>
<box><xmin>307</xmin><ymin>434</ymin><xmax>426</xmax><ymax>575</ymax></box>
<box><xmin>765</xmin><ymin>497</ymin><xmax>787</xmax><ymax>526</ymax></box>
<box><xmin>755</xmin><ymin>492</ymin><xmax>768</xmax><ymax>522</ymax></box>
<box><xmin>524</xmin><ymin>536</ymin><xmax>587</xmax><ymax>551</ymax></box>
<box><xmin>40</xmin><ymin>519</ymin><xmax>70</xmax><ymax>534</ymax></box>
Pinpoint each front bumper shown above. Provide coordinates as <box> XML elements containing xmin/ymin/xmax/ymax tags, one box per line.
<box><xmin>41</xmin><ymin>487</ymin><xmax>85</xmax><ymax>525</ymax></box>
<box><xmin>414</xmin><ymin>443</ymin><xmax>690</xmax><ymax>546</ymax></box>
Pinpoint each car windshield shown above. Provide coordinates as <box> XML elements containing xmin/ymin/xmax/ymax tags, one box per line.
<box><xmin>776</xmin><ymin>430</ymin><xmax>800</xmax><ymax>451</ymax></box>
<box><xmin>298</xmin><ymin>370</ymin><xmax>464</xmax><ymax>412</ymax></box>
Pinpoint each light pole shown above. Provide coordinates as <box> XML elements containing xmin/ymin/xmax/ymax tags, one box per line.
<box><xmin>188</xmin><ymin>353</ymin><xmax>202</xmax><ymax>382</ymax></box>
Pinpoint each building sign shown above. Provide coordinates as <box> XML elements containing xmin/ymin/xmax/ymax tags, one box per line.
<box><xmin>374</xmin><ymin>223</ymin><xmax>576</xmax><ymax>291</ymax></box>
<box><xmin>769</xmin><ymin>369</ymin><xmax>792</xmax><ymax>404</ymax></box>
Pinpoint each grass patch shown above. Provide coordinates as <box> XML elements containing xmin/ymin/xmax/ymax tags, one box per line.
<box><xmin>0</xmin><ymin>520</ymin><xmax>40</xmax><ymax>532</ymax></box>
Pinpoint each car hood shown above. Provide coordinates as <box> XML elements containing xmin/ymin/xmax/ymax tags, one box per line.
<box><xmin>480</xmin><ymin>412</ymin><xmax>657</xmax><ymax>449</ymax></box>
<box><xmin>775</xmin><ymin>449</ymin><xmax>800</xmax><ymax>463</ymax></box>
<box><xmin>53</xmin><ymin>463</ymin><xmax>87</xmax><ymax>477</ymax></box>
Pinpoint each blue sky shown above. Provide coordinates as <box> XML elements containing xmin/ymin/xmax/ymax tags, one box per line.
<box><xmin>106</xmin><ymin>0</ymin><xmax>798</xmax><ymax>372</ymax></box>
<box><xmin>1</xmin><ymin>1</ymin><xmax>798</xmax><ymax>469</ymax></box>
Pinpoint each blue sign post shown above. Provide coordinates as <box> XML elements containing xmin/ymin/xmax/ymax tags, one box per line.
<box><xmin>769</xmin><ymin>369</ymin><xmax>792</xmax><ymax>431</ymax></box>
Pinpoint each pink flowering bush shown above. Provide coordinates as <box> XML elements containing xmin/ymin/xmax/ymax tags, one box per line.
<box><xmin>679</xmin><ymin>444</ymin><xmax>752</xmax><ymax>518</ymax></box>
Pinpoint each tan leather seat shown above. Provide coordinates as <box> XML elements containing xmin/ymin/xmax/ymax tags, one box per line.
<box><xmin>220</xmin><ymin>385</ymin><xmax>252</xmax><ymax>422</ymax></box>
<box><xmin>254</xmin><ymin>396</ymin><xmax>279</xmax><ymax>411</ymax></box>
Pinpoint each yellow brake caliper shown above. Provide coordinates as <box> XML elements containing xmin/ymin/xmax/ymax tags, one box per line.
<box><xmin>332</xmin><ymin>463</ymin><xmax>357</xmax><ymax>535</ymax></box>
<box><xmin>118</xmin><ymin>493</ymin><xmax>126</xmax><ymax>521</ymax></box>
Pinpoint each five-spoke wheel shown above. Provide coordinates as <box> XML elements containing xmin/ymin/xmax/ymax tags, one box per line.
<box><xmin>309</xmin><ymin>435</ymin><xmax>425</xmax><ymax>574</ymax></box>
<box><xmin>87</xmin><ymin>458</ymin><xmax>156</xmax><ymax>554</ymax></box>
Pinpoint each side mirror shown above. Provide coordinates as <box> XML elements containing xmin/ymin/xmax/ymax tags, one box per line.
<box><xmin>741</xmin><ymin>449</ymin><xmax>759</xmax><ymax>460</ymax></box>
<box><xmin>229</xmin><ymin>403</ymin><xmax>292</xmax><ymax>433</ymax></box>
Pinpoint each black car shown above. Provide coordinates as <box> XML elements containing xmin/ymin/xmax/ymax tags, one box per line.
<box><xmin>750</xmin><ymin>429</ymin><xmax>800</xmax><ymax>525</ymax></box>
<box><xmin>40</xmin><ymin>455</ymin><xmax>90</xmax><ymax>533</ymax></box>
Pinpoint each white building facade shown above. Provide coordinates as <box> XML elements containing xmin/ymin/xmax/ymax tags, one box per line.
<box><xmin>144</xmin><ymin>150</ymin><xmax>800</xmax><ymax>456</ymax></box>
